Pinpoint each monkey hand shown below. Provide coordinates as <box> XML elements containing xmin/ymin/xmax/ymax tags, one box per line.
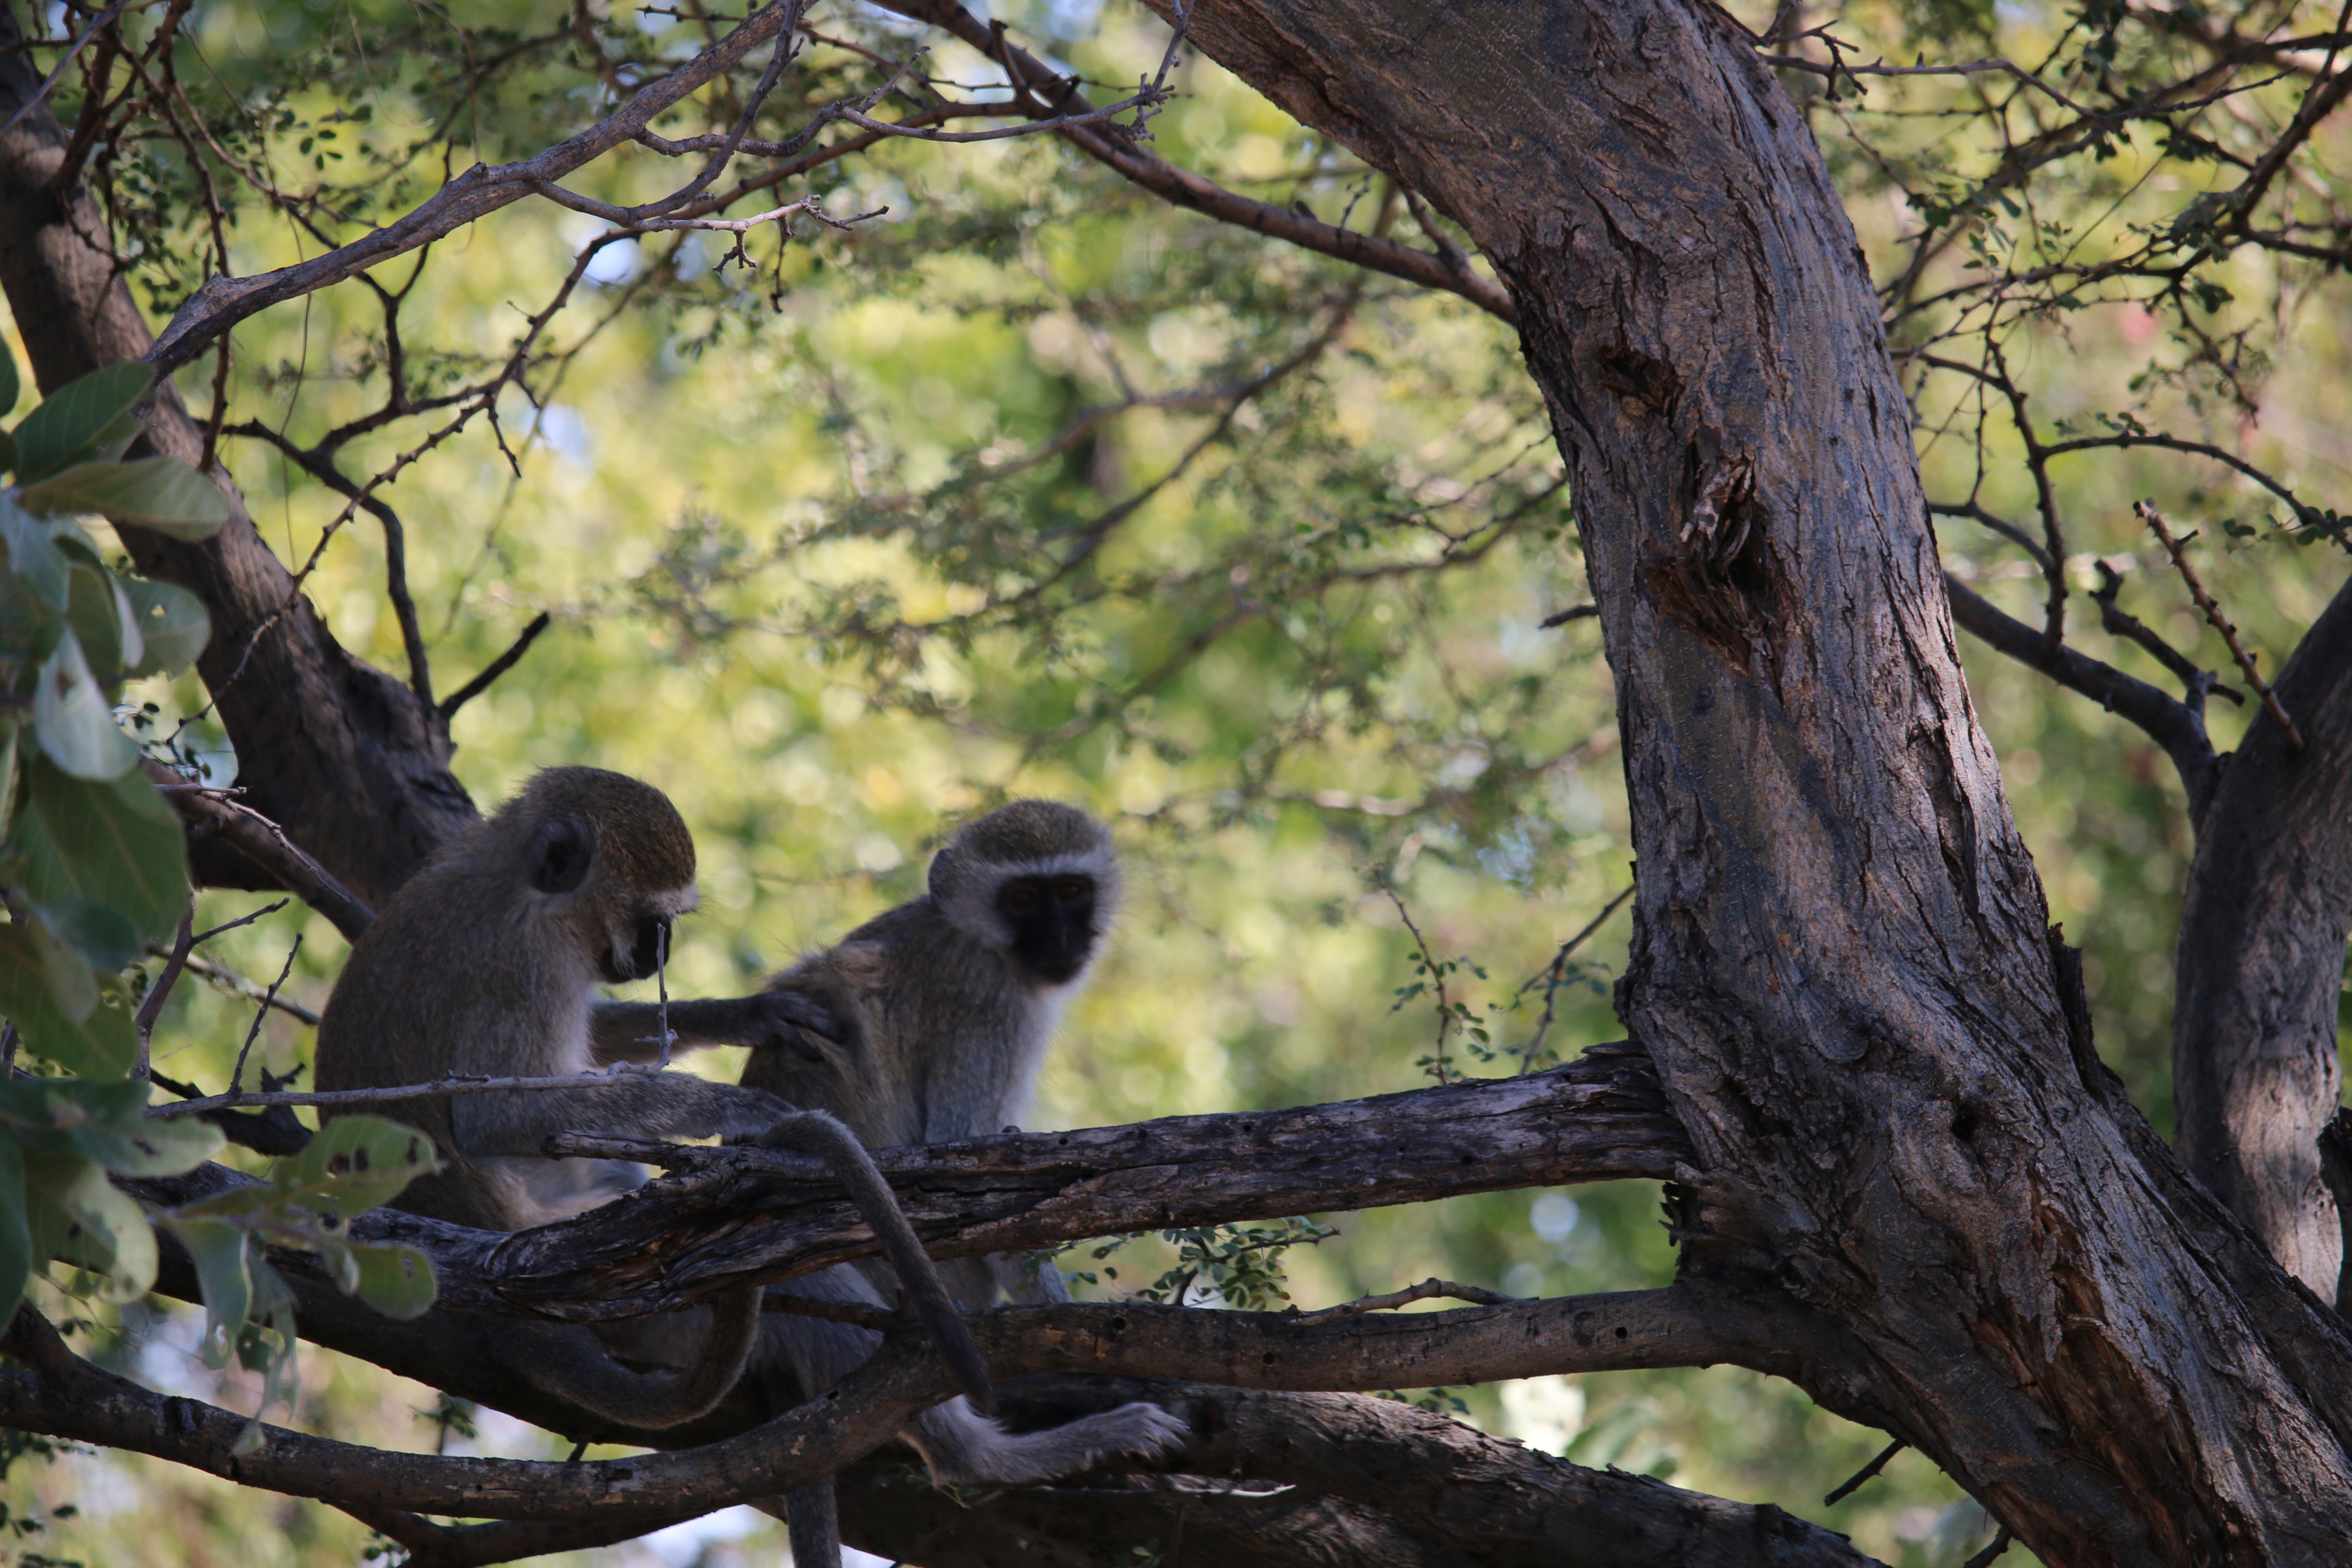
<box><xmin>744</xmin><ymin>988</ymin><xmax>848</xmax><ymax>1057</ymax></box>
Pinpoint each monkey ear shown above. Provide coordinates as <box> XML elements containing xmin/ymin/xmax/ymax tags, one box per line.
<box><xmin>527</xmin><ymin>817</ymin><xmax>594</xmax><ymax>894</ymax></box>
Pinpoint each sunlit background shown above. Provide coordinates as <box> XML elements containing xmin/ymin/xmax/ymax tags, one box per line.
<box><xmin>9</xmin><ymin>0</ymin><xmax>2352</xmax><ymax>1561</ymax></box>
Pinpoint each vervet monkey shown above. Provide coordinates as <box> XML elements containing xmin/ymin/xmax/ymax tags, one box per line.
<box><xmin>744</xmin><ymin>800</ymin><xmax>1188</xmax><ymax>1566</ymax></box>
<box><xmin>313</xmin><ymin>767</ymin><xmax>990</xmax><ymax>1428</ymax></box>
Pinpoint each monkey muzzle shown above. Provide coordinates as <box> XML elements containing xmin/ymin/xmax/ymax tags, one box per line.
<box><xmin>603</xmin><ymin>915</ymin><xmax>674</xmax><ymax>985</ymax></box>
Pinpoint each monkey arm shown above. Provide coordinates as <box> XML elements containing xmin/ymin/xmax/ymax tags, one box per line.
<box><xmin>590</xmin><ymin>992</ymin><xmax>845</xmax><ymax>1066</ymax></box>
<box><xmin>450</xmin><ymin>1077</ymin><xmax>792</xmax><ymax>1156</ymax></box>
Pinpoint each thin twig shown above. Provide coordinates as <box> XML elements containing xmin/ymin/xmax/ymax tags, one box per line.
<box><xmin>227</xmin><ymin>935</ymin><xmax>303</xmax><ymax>1096</ymax></box>
<box><xmin>438</xmin><ymin>612</ymin><xmax>552</xmax><ymax>720</ymax></box>
<box><xmin>147</xmin><ymin>1063</ymin><xmax>722</xmax><ymax>1119</ymax></box>
<box><xmin>134</xmin><ymin>904</ymin><xmax>197</xmax><ymax>1069</ymax></box>
<box><xmin>1823</xmin><ymin>1438</ymin><xmax>1904</xmax><ymax>1505</ymax></box>
<box><xmin>0</xmin><ymin>0</ymin><xmax>129</xmax><ymax>139</ymax></box>
<box><xmin>2135</xmin><ymin>502</ymin><xmax>2303</xmax><ymax>749</ymax></box>
<box><xmin>1512</xmin><ymin>885</ymin><xmax>1634</xmax><ymax>1074</ymax></box>
<box><xmin>1961</xmin><ymin>1526</ymin><xmax>2015</xmax><ymax>1568</ymax></box>
<box><xmin>140</xmin><ymin>948</ymin><xmax>322</xmax><ymax>1027</ymax></box>
<box><xmin>1289</xmin><ymin>1278</ymin><xmax>1521</xmax><ymax>1326</ymax></box>
<box><xmin>1381</xmin><ymin>877</ymin><xmax>1455</xmax><ymax>1085</ymax></box>
<box><xmin>2089</xmin><ymin>561</ymin><xmax>2241</xmax><ymax>706</ymax></box>
<box><xmin>1539</xmin><ymin>603</ymin><xmax>1599</xmax><ymax>628</ymax></box>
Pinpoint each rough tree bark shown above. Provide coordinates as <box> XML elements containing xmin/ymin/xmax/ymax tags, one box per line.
<box><xmin>8</xmin><ymin>0</ymin><xmax>2352</xmax><ymax>1562</ymax></box>
<box><xmin>2172</xmin><ymin>576</ymin><xmax>2352</xmax><ymax>1302</ymax></box>
<box><xmin>0</xmin><ymin>0</ymin><xmax>478</xmax><ymax>906</ymax></box>
<box><xmin>1133</xmin><ymin>0</ymin><xmax>2352</xmax><ymax>1562</ymax></box>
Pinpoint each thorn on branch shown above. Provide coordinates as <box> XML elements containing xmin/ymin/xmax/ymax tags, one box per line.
<box><xmin>2089</xmin><ymin>560</ymin><xmax>2242</xmax><ymax>708</ymax></box>
<box><xmin>2135</xmin><ymin>501</ymin><xmax>2303</xmax><ymax>750</ymax></box>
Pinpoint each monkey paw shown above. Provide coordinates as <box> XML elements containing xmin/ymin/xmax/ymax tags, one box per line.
<box><xmin>750</xmin><ymin>988</ymin><xmax>848</xmax><ymax>1052</ymax></box>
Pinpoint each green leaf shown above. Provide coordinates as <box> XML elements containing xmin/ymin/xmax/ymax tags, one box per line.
<box><xmin>24</xmin><ymin>1152</ymin><xmax>155</xmax><ymax>1302</ymax></box>
<box><xmin>9</xmin><ymin>756</ymin><xmax>188</xmax><ymax>943</ymax></box>
<box><xmin>28</xmin><ymin>898</ymin><xmax>142</xmax><ymax>972</ymax></box>
<box><xmin>275</xmin><ymin>1115</ymin><xmax>439</xmax><ymax>1219</ymax></box>
<box><xmin>64</xmin><ymin>560</ymin><xmax>141</xmax><ymax>681</ymax></box>
<box><xmin>165</xmin><ymin>1216</ymin><xmax>253</xmax><ymax>1368</ymax></box>
<box><xmin>348</xmin><ymin>1242</ymin><xmax>436</xmax><ymax>1319</ymax></box>
<box><xmin>0</xmin><ymin>427</ymin><xmax>15</xmax><ymax>476</ymax></box>
<box><xmin>31</xmin><ymin>629</ymin><xmax>137</xmax><ymax>779</ymax></box>
<box><xmin>18</xmin><ymin>459</ymin><xmax>230</xmax><ymax>539</ymax></box>
<box><xmin>62</xmin><ymin>1109</ymin><xmax>220</xmax><ymax>1177</ymax></box>
<box><xmin>12</xmin><ymin>364</ymin><xmax>153</xmax><ymax>485</ymax></box>
<box><xmin>0</xmin><ymin>494</ymin><xmax>69</xmax><ymax>609</ymax></box>
<box><xmin>119</xmin><ymin>577</ymin><xmax>211</xmax><ymax>678</ymax></box>
<box><xmin>25</xmin><ymin>912</ymin><xmax>99</xmax><ymax>1020</ymax></box>
<box><xmin>0</xmin><ymin>1139</ymin><xmax>30</xmax><ymax>1324</ymax></box>
<box><xmin>0</xmin><ymin>337</ymin><xmax>19</xmax><ymax>424</ymax></box>
<box><xmin>0</xmin><ymin>927</ymin><xmax>134</xmax><ymax>1078</ymax></box>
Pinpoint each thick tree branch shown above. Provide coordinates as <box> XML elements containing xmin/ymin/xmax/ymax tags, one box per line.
<box><xmin>138</xmin><ymin>2</ymin><xmax>802</xmax><ymax>376</ymax></box>
<box><xmin>2173</xmin><ymin>571</ymin><xmax>2352</xmax><ymax>1298</ymax></box>
<box><xmin>129</xmin><ymin>1047</ymin><xmax>1687</xmax><ymax>1325</ymax></box>
<box><xmin>0</xmin><ymin>0</ymin><xmax>478</xmax><ymax>907</ymax></box>
<box><xmin>871</xmin><ymin>0</ymin><xmax>1520</xmax><ymax>325</ymax></box>
<box><xmin>1944</xmin><ymin>572</ymin><xmax>2222</xmax><ymax>816</ymax></box>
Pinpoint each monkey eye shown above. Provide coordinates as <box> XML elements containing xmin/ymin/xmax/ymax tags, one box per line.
<box><xmin>1057</xmin><ymin>880</ymin><xmax>1086</xmax><ymax>903</ymax></box>
<box><xmin>1004</xmin><ymin>886</ymin><xmax>1038</xmax><ymax>910</ymax></box>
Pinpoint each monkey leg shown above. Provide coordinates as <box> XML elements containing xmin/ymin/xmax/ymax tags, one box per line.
<box><xmin>749</xmin><ymin>1109</ymin><xmax>996</xmax><ymax>1414</ymax></box>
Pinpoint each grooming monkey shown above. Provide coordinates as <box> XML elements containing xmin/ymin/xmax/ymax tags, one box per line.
<box><xmin>743</xmin><ymin>800</ymin><xmax>1188</xmax><ymax>1565</ymax></box>
<box><xmin>313</xmin><ymin>766</ymin><xmax>991</xmax><ymax>1428</ymax></box>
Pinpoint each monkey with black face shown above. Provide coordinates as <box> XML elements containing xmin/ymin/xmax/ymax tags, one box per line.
<box><xmin>314</xmin><ymin>767</ymin><xmax>990</xmax><ymax>1430</ymax></box>
<box><xmin>744</xmin><ymin>801</ymin><xmax>1188</xmax><ymax>1565</ymax></box>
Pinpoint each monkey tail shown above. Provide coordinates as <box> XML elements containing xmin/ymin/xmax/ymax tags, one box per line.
<box><xmin>753</xmin><ymin>1109</ymin><xmax>998</xmax><ymax>1416</ymax></box>
<box><xmin>498</xmin><ymin>1284</ymin><xmax>763</xmax><ymax>1430</ymax></box>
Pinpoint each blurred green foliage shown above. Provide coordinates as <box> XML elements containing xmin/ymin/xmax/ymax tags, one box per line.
<box><xmin>6</xmin><ymin>0</ymin><xmax>2352</xmax><ymax>1560</ymax></box>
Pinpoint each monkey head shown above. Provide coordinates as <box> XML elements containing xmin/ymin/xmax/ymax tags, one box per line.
<box><xmin>490</xmin><ymin>767</ymin><xmax>700</xmax><ymax>984</ymax></box>
<box><xmin>929</xmin><ymin>800</ymin><xmax>1121</xmax><ymax>987</ymax></box>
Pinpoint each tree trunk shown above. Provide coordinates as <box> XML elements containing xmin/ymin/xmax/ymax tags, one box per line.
<box><xmin>2172</xmin><ymin>574</ymin><xmax>2352</xmax><ymax>1301</ymax></box>
<box><xmin>0</xmin><ymin>0</ymin><xmax>475</xmax><ymax>905</ymax></box>
<box><xmin>1148</xmin><ymin>0</ymin><xmax>2352</xmax><ymax>1560</ymax></box>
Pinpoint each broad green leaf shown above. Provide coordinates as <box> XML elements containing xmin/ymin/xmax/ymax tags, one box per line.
<box><xmin>18</xmin><ymin>459</ymin><xmax>230</xmax><ymax>540</ymax></box>
<box><xmin>12</xmin><ymin>364</ymin><xmax>153</xmax><ymax>485</ymax></box>
<box><xmin>348</xmin><ymin>1241</ymin><xmax>436</xmax><ymax>1320</ymax></box>
<box><xmin>10</xmin><ymin>756</ymin><xmax>187</xmax><ymax>942</ymax></box>
<box><xmin>24</xmin><ymin>1152</ymin><xmax>156</xmax><ymax>1302</ymax></box>
<box><xmin>0</xmin><ymin>337</ymin><xmax>19</xmax><ymax>424</ymax></box>
<box><xmin>26</xmin><ymin>913</ymin><xmax>98</xmax><ymax>1020</ymax></box>
<box><xmin>31</xmin><ymin>629</ymin><xmax>136</xmax><ymax>779</ymax></box>
<box><xmin>0</xmin><ymin>494</ymin><xmax>67</xmax><ymax>609</ymax></box>
<box><xmin>275</xmin><ymin>1115</ymin><xmax>439</xmax><ymax>1218</ymax></box>
<box><xmin>0</xmin><ymin>1139</ymin><xmax>29</xmax><ymax>1323</ymax></box>
<box><xmin>0</xmin><ymin>720</ymin><xmax>17</xmax><ymax>836</ymax></box>
<box><xmin>0</xmin><ymin>427</ymin><xmax>15</xmax><ymax>476</ymax></box>
<box><xmin>63</xmin><ymin>561</ymin><xmax>140</xmax><ymax>681</ymax></box>
<box><xmin>0</xmin><ymin>926</ymin><xmax>134</xmax><ymax>1079</ymax></box>
<box><xmin>30</xmin><ymin>897</ymin><xmax>143</xmax><ymax>972</ymax></box>
<box><xmin>62</xmin><ymin>1110</ymin><xmax>220</xmax><ymax>1177</ymax></box>
<box><xmin>120</xmin><ymin>577</ymin><xmax>211</xmax><ymax>678</ymax></box>
<box><xmin>165</xmin><ymin>1216</ymin><xmax>253</xmax><ymax>1368</ymax></box>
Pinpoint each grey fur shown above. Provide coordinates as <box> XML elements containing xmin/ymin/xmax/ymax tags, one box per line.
<box><xmin>745</xmin><ymin>801</ymin><xmax>1187</xmax><ymax>1557</ymax></box>
<box><xmin>313</xmin><ymin>767</ymin><xmax>989</xmax><ymax>1433</ymax></box>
